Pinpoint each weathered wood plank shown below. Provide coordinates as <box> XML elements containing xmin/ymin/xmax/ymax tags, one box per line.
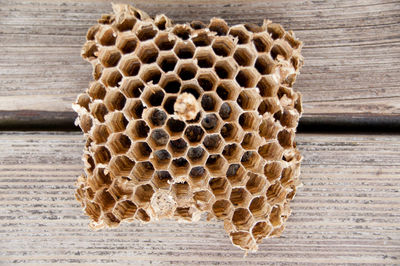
<box><xmin>0</xmin><ymin>132</ymin><xmax>399</xmax><ymax>264</ymax></box>
<box><xmin>0</xmin><ymin>0</ymin><xmax>400</xmax><ymax>125</ymax></box>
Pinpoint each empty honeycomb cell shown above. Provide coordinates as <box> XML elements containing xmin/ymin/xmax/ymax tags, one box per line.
<box><xmin>101</xmin><ymin>68</ymin><xmax>123</xmax><ymax>87</ymax></box>
<box><xmin>232</xmin><ymin>208</ymin><xmax>254</xmax><ymax>231</ymax></box>
<box><xmin>209</xmin><ymin>18</ymin><xmax>229</xmax><ymax>36</ymax></box>
<box><xmin>116</xmin><ymin>33</ymin><xmax>138</xmax><ymax>54</ymax></box>
<box><xmin>158</xmin><ymin>52</ymin><xmax>178</xmax><ymax>72</ymax></box>
<box><xmin>187</xmin><ymin>146</ymin><xmax>207</xmax><ymax>165</ymax></box>
<box><xmin>229</xmin><ymin>26</ymin><xmax>251</xmax><ymax>44</ymax></box>
<box><xmin>230</xmin><ymin>187</ymin><xmax>251</xmax><ymax>207</ymax></box>
<box><xmin>177</xmin><ymin>62</ymin><xmax>197</xmax><ymax>81</ymax></box>
<box><xmin>174</xmin><ymin>41</ymin><xmax>196</xmax><ymax>59</ymax></box>
<box><xmin>137</xmin><ymin>42</ymin><xmax>159</xmax><ymax>64</ymax></box>
<box><xmin>170</xmin><ymin>157</ymin><xmax>190</xmax><ymax>177</ymax></box>
<box><xmin>184</xmin><ymin>125</ymin><xmax>204</xmax><ymax>143</ymax></box>
<box><xmin>246</xmin><ymin>173</ymin><xmax>267</xmax><ymax>195</ymax></box>
<box><xmin>252</xmin><ymin>221</ymin><xmax>272</xmax><ymax>243</ymax></box>
<box><xmin>76</xmin><ymin>4</ymin><xmax>304</xmax><ymax>252</ymax></box>
<box><xmin>203</xmin><ymin>134</ymin><xmax>223</xmax><ymax>153</ymax></box>
<box><xmin>205</xmin><ymin>154</ymin><xmax>228</xmax><ymax>176</ymax></box>
<box><xmin>258</xmin><ymin>142</ymin><xmax>284</xmax><ymax>161</ymax></box>
<box><xmin>107</xmin><ymin>133</ymin><xmax>131</xmax><ymax>155</ymax></box>
<box><xmin>209</xmin><ymin>177</ymin><xmax>231</xmax><ymax>199</ymax></box>
<box><xmin>152</xmin><ymin>170</ymin><xmax>173</xmax><ymax>189</ymax></box>
<box><xmin>106</xmin><ymin>112</ymin><xmax>129</xmax><ymax>132</ymax></box>
<box><xmin>212</xmin><ymin>199</ymin><xmax>233</xmax><ymax>219</ymax></box>
<box><xmin>119</xmin><ymin>55</ymin><xmax>141</xmax><ymax>76</ymax></box>
<box><xmin>212</xmin><ymin>36</ymin><xmax>235</xmax><ymax>57</ymax></box>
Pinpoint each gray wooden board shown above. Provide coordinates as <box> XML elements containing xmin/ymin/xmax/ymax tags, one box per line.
<box><xmin>0</xmin><ymin>132</ymin><xmax>399</xmax><ymax>264</ymax></box>
<box><xmin>0</xmin><ymin>0</ymin><xmax>400</xmax><ymax>125</ymax></box>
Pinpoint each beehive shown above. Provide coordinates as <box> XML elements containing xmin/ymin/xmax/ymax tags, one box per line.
<box><xmin>73</xmin><ymin>3</ymin><xmax>303</xmax><ymax>252</ymax></box>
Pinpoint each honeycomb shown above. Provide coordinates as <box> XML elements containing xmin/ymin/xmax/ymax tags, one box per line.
<box><xmin>73</xmin><ymin>3</ymin><xmax>303</xmax><ymax>252</ymax></box>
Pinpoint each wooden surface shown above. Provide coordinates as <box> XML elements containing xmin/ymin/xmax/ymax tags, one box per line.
<box><xmin>0</xmin><ymin>132</ymin><xmax>399</xmax><ymax>264</ymax></box>
<box><xmin>1</xmin><ymin>0</ymin><xmax>400</xmax><ymax>125</ymax></box>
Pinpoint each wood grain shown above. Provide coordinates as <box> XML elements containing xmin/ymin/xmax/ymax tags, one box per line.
<box><xmin>0</xmin><ymin>132</ymin><xmax>398</xmax><ymax>264</ymax></box>
<box><xmin>0</xmin><ymin>0</ymin><xmax>400</xmax><ymax>125</ymax></box>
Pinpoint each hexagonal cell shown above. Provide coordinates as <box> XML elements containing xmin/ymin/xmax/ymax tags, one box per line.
<box><xmin>123</xmin><ymin>99</ymin><xmax>145</xmax><ymax>120</ymax></box>
<box><xmin>209</xmin><ymin>177</ymin><xmax>231</xmax><ymax>199</ymax></box>
<box><xmin>126</xmin><ymin>120</ymin><xmax>150</xmax><ymax>140</ymax></box>
<box><xmin>174</xmin><ymin>41</ymin><xmax>195</xmax><ymax>59</ymax></box>
<box><xmin>237</xmin><ymin>89</ymin><xmax>261</xmax><ymax>111</ymax></box>
<box><xmin>159</xmin><ymin>75</ymin><xmax>180</xmax><ymax>94</ymax></box>
<box><xmin>267</xmin><ymin>23</ymin><xmax>285</xmax><ymax>40</ymax></box>
<box><xmin>257</xmin><ymin>75</ymin><xmax>279</xmax><ymax>97</ymax></box>
<box><xmin>258</xmin><ymin>115</ymin><xmax>281</xmax><ymax>140</ymax></box>
<box><xmin>209</xmin><ymin>18</ymin><xmax>229</xmax><ymax>36</ymax></box>
<box><xmin>115</xmin><ymin>13</ymin><xmax>137</xmax><ymax>32</ymax></box>
<box><xmin>82</xmin><ymin>41</ymin><xmax>98</xmax><ymax>61</ymax></box>
<box><xmin>136</xmin><ymin>208</ymin><xmax>151</xmax><ymax>222</ymax></box>
<box><xmin>98</xmin><ymin>47</ymin><xmax>121</xmax><ymax>67</ymax></box>
<box><xmin>205</xmin><ymin>154</ymin><xmax>228</xmax><ymax>176</ymax></box>
<box><xmin>88</xmin><ymin>82</ymin><xmax>106</xmax><ymax>100</ymax></box>
<box><xmin>96</xmin><ymin>26</ymin><xmax>116</xmax><ymax>46</ymax></box>
<box><xmin>86</xmin><ymin>24</ymin><xmax>100</xmax><ymax>41</ymax></box>
<box><xmin>88</xmin><ymin>167</ymin><xmax>112</xmax><ymax>190</ymax></box>
<box><xmin>106</xmin><ymin>112</ymin><xmax>129</xmax><ymax>132</ymax></box>
<box><xmin>197</xmin><ymin>70</ymin><xmax>217</xmax><ymax>91</ymax></box>
<box><xmin>91</xmin><ymin>124</ymin><xmax>111</xmax><ymax>144</ymax></box>
<box><xmin>172</xmin><ymin>24</ymin><xmax>191</xmax><ymax>40</ymax></box>
<box><xmin>192</xmin><ymin>31</ymin><xmax>212</xmax><ymax>47</ymax></box>
<box><xmin>212</xmin><ymin>36</ymin><xmax>235</xmax><ymax>57</ymax></box>
<box><xmin>187</xmin><ymin>146</ymin><xmax>207</xmax><ymax>165</ymax></box>
<box><xmin>226</xmin><ymin>163</ymin><xmax>247</xmax><ymax>187</ymax></box>
<box><xmin>258</xmin><ymin>142</ymin><xmax>284</xmax><ymax>161</ymax></box>
<box><xmin>134</xmin><ymin>184</ymin><xmax>155</xmax><ymax>206</ymax></box>
<box><xmin>264</xmin><ymin>161</ymin><xmax>283</xmax><ymax>182</ymax></box>
<box><xmin>116</xmin><ymin>33</ymin><xmax>138</xmax><ymax>54</ymax></box>
<box><xmin>189</xmin><ymin>166</ymin><xmax>208</xmax><ymax>187</ymax></box>
<box><xmin>165</xmin><ymin>117</ymin><xmax>186</xmax><ymax>137</ymax></box>
<box><xmin>154</xmin><ymin>32</ymin><xmax>176</xmax><ymax>51</ymax></box>
<box><xmin>136</xmin><ymin>23</ymin><xmax>158</xmax><ymax>41</ymax></box>
<box><xmin>203</xmin><ymin>134</ymin><xmax>223</xmax><ymax>153</ymax></box>
<box><xmin>233</xmin><ymin>47</ymin><xmax>254</xmax><ymax>67</ymax></box>
<box><xmin>216</xmin><ymin>80</ymin><xmax>240</xmax><ymax>101</ymax></box>
<box><xmin>235</xmin><ymin>68</ymin><xmax>259</xmax><ymax>88</ymax></box>
<box><xmin>140</xmin><ymin>65</ymin><xmax>162</xmax><ymax>85</ymax></box>
<box><xmin>278</xmin><ymin>129</ymin><xmax>294</xmax><ymax>148</ymax></box>
<box><xmin>249</xmin><ymin>196</ymin><xmax>271</xmax><ymax>219</ymax></box>
<box><xmin>201</xmin><ymin>113</ymin><xmax>220</xmax><ymax>132</ymax></box>
<box><xmin>230</xmin><ymin>187</ymin><xmax>251</xmax><ymax>207</ymax></box>
<box><xmin>239</xmin><ymin>112</ymin><xmax>260</xmax><ymax>131</ymax></box>
<box><xmin>218</xmin><ymin>102</ymin><xmax>232</xmax><ymax>121</ymax></box>
<box><xmin>246</xmin><ymin>173</ymin><xmax>267</xmax><ymax>195</ymax></box>
<box><xmin>137</xmin><ymin>42</ymin><xmax>159</xmax><ymax>64</ymax></box>
<box><xmin>270</xmin><ymin>42</ymin><xmax>291</xmax><ymax>60</ymax></box>
<box><xmin>280</xmin><ymin>108</ymin><xmax>300</xmax><ymax>128</ymax></box>
<box><xmin>76</xmin><ymin>93</ymin><xmax>91</xmax><ymax>112</ymax></box>
<box><xmin>107</xmin><ymin>133</ymin><xmax>131</xmax><ymax>155</ymax></box>
<box><xmin>93</xmin><ymin>145</ymin><xmax>111</xmax><ymax>164</ymax></box>
<box><xmin>212</xmin><ymin>199</ymin><xmax>233</xmax><ymax>219</ymax></box>
<box><xmin>222</xmin><ymin>144</ymin><xmax>243</xmax><ymax>163</ymax></box>
<box><xmin>230</xmin><ymin>231</ymin><xmax>256</xmax><ymax>250</ymax></box>
<box><xmin>170</xmin><ymin>157</ymin><xmax>190</xmax><ymax>177</ymax></box>
<box><xmin>119</xmin><ymin>55</ymin><xmax>141</xmax><ymax>76</ymax></box>
<box><xmin>200</xmin><ymin>93</ymin><xmax>219</xmax><ymax>112</ymax></box>
<box><xmin>220</xmin><ymin>122</ymin><xmax>242</xmax><ymax>142</ymax></box>
<box><xmin>229</xmin><ymin>25</ymin><xmax>251</xmax><ymax>44</ymax></box>
<box><xmin>190</xmin><ymin>20</ymin><xmax>206</xmax><ymax>30</ymax></box>
<box><xmin>252</xmin><ymin>221</ymin><xmax>273</xmax><ymax>243</ymax></box>
<box><xmin>113</xmin><ymin>200</ymin><xmax>137</xmax><ymax>220</ymax></box>
<box><xmin>148</xmin><ymin>128</ymin><xmax>169</xmax><ymax>148</ymax></box>
<box><xmin>167</xmin><ymin>138</ymin><xmax>187</xmax><ymax>157</ymax></box>
<box><xmin>241</xmin><ymin>151</ymin><xmax>262</xmax><ymax>171</ymax></box>
<box><xmin>130</xmin><ymin>161</ymin><xmax>154</xmax><ymax>183</ymax></box>
<box><xmin>147</xmin><ymin>108</ymin><xmax>167</xmax><ymax>127</ymax></box>
<box><xmin>130</xmin><ymin>141</ymin><xmax>152</xmax><ymax>161</ymax></box>
<box><xmin>231</xmin><ymin>208</ymin><xmax>254</xmax><ymax>231</ymax></box>
<box><xmin>141</xmin><ymin>87</ymin><xmax>164</xmax><ymax>107</ymax></box>
<box><xmin>266</xmin><ymin>182</ymin><xmax>286</xmax><ymax>205</ymax></box>
<box><xmin>120</xmin><ymin>78</ymin><xmax>144</xmax><ymax>98</ymax></box>
<box><xmin>194</xmin><ymin>48</ymin><xmax>216</xmax><ymax>69</ymax></box>
<box><xmin>92</xmin><ymin>63</ymin><xmax>103</xmax><ymax>80</ymax></box>
<box><xmin>104</xmin><ymin>212</ymin><xmax>122</xmax><ymax>227</ymax></box>
<box><xmin>101</xmin><ymin>68</ymin><xmax>123</xmax><ymax>87</ymax></box>
<box><xmin>90</xmin><ymin>102</ymin><xmax>108</xmax><ymax>123</ymax></box>
<box><xmin>157</xmin><ymin>52</ymin><xmax>178</xmax><ymax>72</ymax></box>
<box><xmin>252</xmin><ymin>32</ymin><xmax>273</xmax><ymax>53</ymax></box>
<box><xmin>183</xmin><ymin>125</ymin><xmax>204</xmax><ymax>144</ymax></box>
<box><xmin>193</xmin><ymin>190</ymin><xmax>213</xmax><ymax>210</ymax></box>
<box><xmin>177</xmin><ymin>62</ymin><xmax>197</xmax><ymax>81</ymax></box>
<box><xmin>214</xmin><ymin>59</ymin><xmax>237</xmax><ymax>79</ymax></box>
<box><xmin>152</xmin><ymin>170</ymin><xmax>173</xmax><ymax>189</ymax></box>
<box><xmin>172</xmin><ymin>181</ymin><xmax>191</xmax><ymax>201</ymax></box>
<box><xmin>104</xmin><ymin>90</ymin><xmax>126</xmax><ymax>111</ymax></box>
<box><xmin>241</xmin><ymin>132</ymin><xmax>262</xmax><ymax>150</ymax></box>
<box><xmin>174</xmin><ymin>207</ymin><xmax>194</xmax><ymax>221</ymax></box>
<box><xmin>109</xmin><ymin>155</ymin><xmax>135</xmax><ymax>177</ymax></box>
<box><xmin>255</xmin><ymin>54</ymin><xmax>275</xmax><ymax>75</ymax></box>
<box><xmin>269</xmin><ymin>205</ymin><xmax>283</xmax><ymax>227</ymax></box>
<box><xmin>150</xmin><ymin>149</ymin><xmax>171</xmax><ymax>169</ymax></box>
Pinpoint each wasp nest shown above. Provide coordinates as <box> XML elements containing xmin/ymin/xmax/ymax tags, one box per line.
<box><xmin>74</xmin><ymin>3</ymin><xmax>303</xmax><ymax>252</ymax></box>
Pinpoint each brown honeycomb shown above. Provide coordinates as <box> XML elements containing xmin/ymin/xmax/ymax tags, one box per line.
<box><xmin>73</xmin><ymin>3</ymin><xmax>303</xmax><ymax>252</ymax></box>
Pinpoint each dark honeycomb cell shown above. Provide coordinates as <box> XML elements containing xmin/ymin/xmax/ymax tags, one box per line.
<box><xmin>201</xmin><ymin>93</ymin><xmax>217</xmax><ymax>111</ymax></box>
<box><xmin>149</xmin><ymin>129</ymin><xmax>169</xmax><ymax>147</ymax></box>
<box><xmin>136</xmin><ymin>24</ymin><xmax>158</xmax><ymax>41</ymax></box>
<box><xmin>150</xmin><ymin>108</ymin><xmax>167</xmax><ymax>126</ymax></box>
<box><xmin>201</xmin><ymin>114</ymin><xmax>219</xmax><ymax>131</ymax></box>
<box><xmin>174</xmin><ymin>41</ymin><xmax>195</xmax><ymax>59</ymax></box>
<box><xmin>155</xmin><ymin>32</ymin><xmax>176</xmax><ymax>50</ymax></box>
<box><xmin>158</xmin><ymin>53</ymin><xmax>178</xmax><ymax>72</ymax></box>
<box><xmin>178</xmin><ymin>63</ymin><xmax>197</xmax><ymax>80</ymax></box>
<box><xmin>184</xmin><ymin>125</ymin><xmax>204</xmax><ymax>143</ymax></box>
<box><xmin>187</xmin><ymin>146</ymin><xmax>206</xmax><ymax>164</ymax></box>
